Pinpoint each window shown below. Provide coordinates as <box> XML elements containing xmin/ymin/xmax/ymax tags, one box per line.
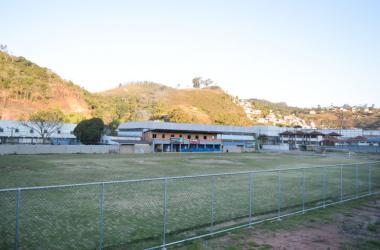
<box><xmin>44</xmin><ymin>129</ymin><xmax>47</xmax><ymax>133</ymax></box>
<box><xmin>15</xmin><ymin>129</ymin><xmax>19</xmax><ymax>133</ymax></box>
<box><xmin>203</xmin><ymin>135</ymin><xmax>207</xmax><ymax>140</ymax></box>
<box><xmin>30</xmin><ymin>129</ymin><xmax>34</xmax><ymax>134</ymax></box>
<box><xmin>152</xmin><ymin>134</ymin><xmax>157</xmax><ymax>138</ymax></box>
<box><xmin>171</xmin><ymin>134</ymin><xmax>175</xmax><ymax>138</ymax></box>
<box><xmin>70</xmin><ymin>131</ymin><xmax>74</xmax><ymax>134</ymax></box>
<box><xmin>179</xmin><ymin>134</ymin><xmax>182</xmax><ymax>138</ymax></box>
<box><xmin>195</xmin><ymin>135</ymin><xmax>199</xmax><ymax>139</ymax></box>
<box><xmin>162</xmin><ymin>134</ymin><xmax>165</xmax><ymax>139</ymax></box>
<box><xmin>187</xmin><ymin>135</ymin><xmax>191</xmax><ymax>139</ymax></box>
<box><xmin>57</xmin><ymin>130</ymin><xmax>61</xmax><ymax>134</ymax></box>
<box><xmin>0</xmin><ymin>127</ymin><xmax>3</xmax><ymax>133</ymax></box>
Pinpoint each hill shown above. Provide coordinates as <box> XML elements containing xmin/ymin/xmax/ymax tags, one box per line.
<box><xmin>100</xmin><ymin>83</ymin><xmax>252</xmax><ymax>125</ymax></box>
<box><xmin>1</xmin><ymin>50</ymin><xmax>379</xmax><ymax>129</ymax></box>
<box><xmin>0</xmin><ymin>51</ymin><xmax>251</xmax><ymax>125</ymax></box>
<box><xmin>0</xmin><ymin>51</ymin><xmax>91</xmax><ymax>121</ymax></box>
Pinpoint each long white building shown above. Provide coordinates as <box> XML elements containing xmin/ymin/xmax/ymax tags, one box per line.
<box><xmin>0</xmin><ymin>120</ymin><xmax>77</xmax><ymax>145</ymax></box>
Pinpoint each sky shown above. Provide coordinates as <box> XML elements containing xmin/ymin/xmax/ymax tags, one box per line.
<box><xmin>1</xmin><ymin>0</ymin><xmax>379</xmax><ymax>107</ymax></box>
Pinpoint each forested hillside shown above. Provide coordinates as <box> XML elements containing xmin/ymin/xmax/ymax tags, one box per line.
<box><xmin>100</xmin><ymin>83</ymin><xmax>251</xmax><ymax>125</ymax></box>
<box><xmin>1</xmin><ymin>50</ymin><xmax>379</xmax><ymax>129</ymax></box>
<box><xmin>0</xmin><ymin>51</ymin><xmax>250</xmax><ymax>125</ymax></box>
<box><xmin>0</xmin><ymin>51</ymin><xmax>90</xmax><ymax>121</ymax></box>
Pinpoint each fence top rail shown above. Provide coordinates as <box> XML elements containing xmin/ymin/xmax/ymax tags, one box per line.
<box><xmin>0</xmin><ymin>161</ymin><xmax>379</xmax><ymax>192</ymax></box>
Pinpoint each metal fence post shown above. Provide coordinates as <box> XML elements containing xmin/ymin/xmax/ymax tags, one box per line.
<box><xmin>210</xmin><ymin>176</ymin><xmax>216</xmax><ymax>232</ymax></box>
<box><xmin>99</xmin><ymin>183</ymin><xmax>105</xmax><ymax>250</ymax></box>
<box><xmin>368</xmin><ymin>164</ymin><xmax>372</xmax><ymax>195</ymax></box>
<box><xmin>163</xmin><ymin>178</ymin><xmax>168</xmax><ymax>248</ymax></box>
<box><xmin>302</xmin><ymin>168</ymin><xmax>305</xmax><ymax>214</ymax></box>
<box><xmin>15</xmin><ymin>188</ymin><xmax>21</xmax><ymax>250</ymax></box>
<box><xmin>249</xmin><ymin>173</ymin><xmax>253</xmax><ymax>226</ymax></box>
<box><xmin>322</xmin><ymin>167</ymin><xmax>326</xmax><ymax>208</ymax></box>
<box><xmin>355</xmin><ymin>163</ymin><xmax>359</xmax><ymax>198</ymax></box>
<box><xmin>340</xmin><ymin>165</ymin><xmax>343</xmax><ymax>201</ymax></box>
<box><xmin>277</xmin><ymin>170</ymin><xmax>281</xmax><ymax>218</ymax></box>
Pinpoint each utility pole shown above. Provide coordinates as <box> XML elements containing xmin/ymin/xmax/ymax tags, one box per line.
<box><xmin>7</xmin><ymin>126</ymin><xmax>17</xmax><ymax>144</ymax></box>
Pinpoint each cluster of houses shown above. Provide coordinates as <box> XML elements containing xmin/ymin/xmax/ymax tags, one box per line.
<box><xmin>253</xmin><ymin>125</ymin><xmax>380</xmax><ymax>151</ymax></box>
<box><xmin>0</xmin><ymin>120</ymin><xmax>379</xmax><ymax>153</ymax></box>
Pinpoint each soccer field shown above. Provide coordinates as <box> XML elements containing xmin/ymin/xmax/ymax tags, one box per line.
<box><xmin>0</xmin><ymin>152</ymin><xmax>377</xmax><ymax>188</ymax></box>
<box><xmin>0</xmin><ymin>152</ymin><xmax>380</xmax><ymax>249</ymax></box>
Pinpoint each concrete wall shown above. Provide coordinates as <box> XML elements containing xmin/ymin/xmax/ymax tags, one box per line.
<box><xmin>262</xmin><ymin>144</ymin><xmax>289</xmax><ymax>151</ymax></box>
<box><xmin>324</xmin><ymin>145</ymin><xmax>380</xmax><ymax>153</ymax></box>
<box><xmin>223</xmin><ymin>145</ymin><xmax>244</xmax><ymax>153</ymax></box>
<box><xmin>0</xmin><ymin>144</ymin><xmax>120</xmax><ymax>155</ymax></box>
<box><xmin>119</xmin><ymin>144</ymin><xmax>152</xmax><ymax>154</ymax></box>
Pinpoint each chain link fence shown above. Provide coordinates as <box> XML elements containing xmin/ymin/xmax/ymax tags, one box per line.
<box><xmin>1</xmin><ymin>162</ymin><xmax>380</xmax><ymax>249</ymax></box>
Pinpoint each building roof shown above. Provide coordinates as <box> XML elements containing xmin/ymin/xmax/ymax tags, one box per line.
<box><xmin>307</xmin><ymin>131</ymin><xmax>325</xmax><ymax>136</ymax></box>
<box><xmin>327</xmin><ymin>132</ymin><xmax>342</xmax><ymax>137</ymax></box>
<box><xmin>323</xmin><ymin>137</ymin><xmax>340</xmax><ymax>143</ymax></box>
<box><xmin>346</xmin><ymin>136</ymin><xmax>368</xmax><ymax>143</ymax></box>
<box><xmin>368</xmin><ymin>137</ymin><xmax>380</xmax><ymax>143</ymax></box>
<box><xmin>279</xmin><ymin>131</ymin><xmax>294</xmax><ymax>136</ymax></box>
<box><xmin>118</xmin><ymin>121</ymin><xmax>256</xmax><ymax>135</ymax></box>
<box><xmin>294</xmin><ymin>130</ymin><xmax>305</xmax><ymax>135</ymax></box>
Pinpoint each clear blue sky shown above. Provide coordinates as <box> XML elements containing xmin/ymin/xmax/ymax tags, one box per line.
<box><xmin>2</xmin><ymin>0</ymin><xmax>379</xmax><ymax>107</ymax></box>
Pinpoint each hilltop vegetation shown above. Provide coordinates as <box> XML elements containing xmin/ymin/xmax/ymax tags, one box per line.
<box><xmin>100</xmin><ymin>83</ymin><xmax>251</xmax><ymax>125</ymax></box>
<box><xmin>0</xmin><ymin>50</ymin><xmax>379</xmax><ymax>129</ymax></box>
<box><xmin>0</xmin><ymin>51</ymin><xmax>250</xmax><ymax>125</ymax></box>
<box><xmin>0</xmin><ymin>51</ymin><xmax>90</xmax><ymax>121</ymax></box>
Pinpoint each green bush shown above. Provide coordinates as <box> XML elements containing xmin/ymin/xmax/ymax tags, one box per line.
<box><xmin>73</xmin><ymin>118</ymin><xmax>105</xmax><ymax>145</ymax></box>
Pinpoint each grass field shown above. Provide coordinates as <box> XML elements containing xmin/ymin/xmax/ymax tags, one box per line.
<box><xmin>0</xmin><ymin>152</ymin><xmax>380</xmax><ymax>249</ymax></box>
<box><xmin>1</xmin><ymin>152</ymin><xmax>378</xmax><ymax>188</ymax></box>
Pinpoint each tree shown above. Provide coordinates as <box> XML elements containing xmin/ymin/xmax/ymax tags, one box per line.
<box><xmin>204</xmin><ymin>78</ymin><xmax>214</xmax><ymax>87</ymax></box>
<box><xmin>168</xmin><ymin>108</ymin><xmax>193</xmax><ymax>123</ymax></box>
<box><xmin>74</xmin><ymin>118</ymin><xmax>104</xmax><ymax>145</ymax></box>
<box><xmin>22</xmin><ymin>108</ymin><xmax>64</xmax><ymax>144</ymax></box>
<box><xmin>106</xmin><ymin>119</ymin><xmax>120</xmax><ymax>136</ymax></box>
<box><xmin>192</xmin><ymin>77</ymin><xmax>202</xmax><ymax>88</ymax></box>
<box><xmin>114</xmin><ymin>99</ymin><xmax>129</xmax><ymax>120</ymax></box>
<box><xmin>336</xmin><ymin>110</ymin><xmax>345</xmax><ymax>131</ymax></box>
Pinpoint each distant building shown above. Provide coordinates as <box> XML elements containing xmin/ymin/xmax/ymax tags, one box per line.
<box><xmin>0</xmin><ymin>120</ymin><xmax>77</xmax><ymax>145</ymax></box>
<box><xmin>116</xmin><ymin>121</ymin><xmax>256</xmax><ymax>153</ymax></box>
<box><xmin>251</xmin><ymin>125</ymin><xmax>380</xmax><ymax>149</ymax></box>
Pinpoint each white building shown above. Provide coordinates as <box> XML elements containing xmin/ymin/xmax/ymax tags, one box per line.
<box><xmin>0</xmin><ymin>120</ymin><xmax>77</xmax><ymax>144</ymax></box>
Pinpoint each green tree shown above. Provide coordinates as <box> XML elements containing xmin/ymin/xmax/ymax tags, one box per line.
<box><xmin>106</xmin><ymin>119</ymin><xmax>120</xmax><ymax>136</ymax></box>
<box><xmin>22</xmin><ymin>108</ymin><xmax>65</xmax><ymax>144</ymax></box>
<box><xmin>74</xmin><ymin>118</ymin><xmax>105</xmax><ymax>145</ymax></box>
<box><xmin>114</xmin><ymin>98</ymin><xmax>129</xmax><ymax>120</ymax></box>
<box><xmin>168</xmin><ymin>108</ymin><xmax>193</xmax><ymax>123</ymax></box>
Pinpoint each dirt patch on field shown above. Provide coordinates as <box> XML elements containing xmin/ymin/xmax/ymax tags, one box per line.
<box><xmin>245</xmin><ymin>199</ymin><xmax>380</xmax><ymax>249</ymax></box>
<box><xmin>251</xmin><ymin>224</ymin><xmax>342</xmax><ymax>250</ymax></box>
<box><xmin>185</xmin><ymin>198</ymin><xmax>380</xmax><ymax>250</ymax></box>
<box><xmin>190</xmin><ymin>159</ymin><xmax>242</xmax><ymax>165</ymax></box>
